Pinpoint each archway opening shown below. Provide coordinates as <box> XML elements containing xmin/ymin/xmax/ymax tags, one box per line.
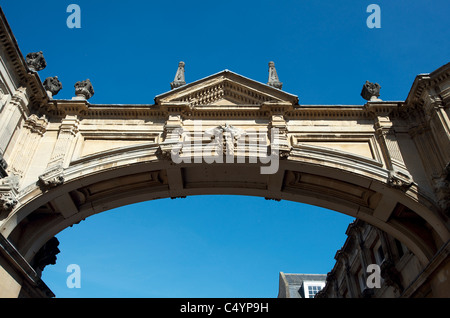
<box><xmin>40</xmin><ymin>195</ymin><xmax>354</xmax><ymax>298</ymax></box>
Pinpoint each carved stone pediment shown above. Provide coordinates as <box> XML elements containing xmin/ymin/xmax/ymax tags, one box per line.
<box><xmin>155</xmin><ymin>70</ymin><xmax>298</xmax><ymax>108</ymax></box>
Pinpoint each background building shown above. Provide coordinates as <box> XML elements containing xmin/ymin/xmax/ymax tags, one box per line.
<box><xmin>278</xmin><ymin>273</ymin><xmax>326</xmax><ymax>298</ymax></box>
<box><xmin>317</xmin><ymin>218</ymin><xmax>423</xmax><ymax>298</ymax></box>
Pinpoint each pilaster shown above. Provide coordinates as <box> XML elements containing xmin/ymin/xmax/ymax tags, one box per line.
<box><xmin>38</xmin><ymin>115</ymin><xmax>79</xmax><ymax>189</ymax></box>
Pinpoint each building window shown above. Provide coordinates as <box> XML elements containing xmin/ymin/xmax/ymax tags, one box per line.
<box><xmin>374</xmin><ymin>241</ymin><xmax>385</xmax><ymax>265</ymax></box>
<box><xmin>358</xmin><ymin>269</ymin><xmax>366</xmax><ymax>293</ymax></box>
<box><xmin>307</xmin><ymin>285</ymin><xmax>322</xmax><ymax>298</ymax></box>
<box><xmin>395</xmin><ymin>239</ymin><xmax>407</xmax><ymax>259</ymax></box>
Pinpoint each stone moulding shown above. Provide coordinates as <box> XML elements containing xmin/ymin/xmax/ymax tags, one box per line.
<box><xmin>290</xmin><ymin>143</ymin><xmax>387</xmax><ymax>181</ymax></box>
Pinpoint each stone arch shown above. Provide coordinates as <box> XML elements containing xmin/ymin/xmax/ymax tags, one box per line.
<box><xmin>2</xmin><ymin>152</ymin><xmax>446</xmax><ymax>269</ymax></box>
<box><xmin>0</xmin><ymin>8</ymin><xmax>448</xmax><ymax>296</ymax></box>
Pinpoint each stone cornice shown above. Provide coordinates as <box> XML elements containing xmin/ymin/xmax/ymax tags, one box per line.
<box><xmin>42</xmin><ymin>100</ymin><xmax>415</xmax><ymax>121</ymax></box>
<box><xmin>405</xmin><ymin>62</ymin><xmax>450</xmax><ymax>107</ymax></box>
<box><xmin>0</xmin><ymin>7</ymin><xmax>49</xmax><ymax>111</ymax></box>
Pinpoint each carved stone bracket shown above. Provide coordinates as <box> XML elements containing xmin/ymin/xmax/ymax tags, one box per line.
<box><xmin>387</xmin><ymin>170</ymin><xmax>413</xmax><ymax>192</ymax></box>
<box><xmin>156</xmin><ymin>146</ymin><xmax>175</xmax><ymax>161</ymax></box>
<box><xmin>38</xmin><ymin>166</ymin><xmax>65</xmax><ymax>190</ymax></box>
<box><xmin>0</xmin><ymin>190</ymin><xmax>18</xmax><ymax>213</ymax></box>
<box><xmin>31</xmin><ymin>237</ymin><xmax>60</xmax><ymax>277</ymax></box>
<box><xmin>278</xmin><ymin>146</ymin><xmax>292</xmax><ymax>160</ymax></box>
<box><xmin>381</xmin><ymin>259</ymin><xmax>403</xmax><ymax>292</ymax></box>
<box><xmin>0</xmin><ymin>174</ymin><xmax>20</xmax><ymax>213</ymax></box>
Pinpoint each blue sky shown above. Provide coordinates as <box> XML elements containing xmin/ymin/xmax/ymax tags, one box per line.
<box><xmin>1</xmin><ymin>0</ymin><xmax>449</xmax><ymax>297</ymax></box>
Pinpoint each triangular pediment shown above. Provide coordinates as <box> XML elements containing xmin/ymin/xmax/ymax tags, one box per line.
<box><xmin>154</xmin><ymin>70</ymin><xmax>298</xmax><ymax>107</ymax></box>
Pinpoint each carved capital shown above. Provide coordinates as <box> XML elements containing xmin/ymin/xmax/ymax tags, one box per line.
<box><xmin>43</xmin><ymin>76</ymin><xmax>63</xmax><ymax>97</ymax></box>
<box><xmin>74</xmin><ymin>79</ymin><xmax>94</xmax><ymax>100</ymax></box>
<box><xmin>26</xmin><ymin>51</ymin><xmax>47</xmax><ymax>72</ymax></box>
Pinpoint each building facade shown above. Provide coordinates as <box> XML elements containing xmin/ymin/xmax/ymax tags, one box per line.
<box><xmin>317</xmin><ymin>218</ymin><xmax>425</xmax><ymax>298</ymax></box>
<box><xmin>278</xmin><ymin>273</ymin><xmax>326</xmax><ymax>298</ymax></box>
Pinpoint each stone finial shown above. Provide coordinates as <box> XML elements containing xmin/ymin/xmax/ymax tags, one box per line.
<box><xmin>26</xmin><ymin>51</ymin><xmax>47</xmax><ymax>72</ymax></box>
<box><xmin>74</xmin><ymin>79</ymin><xmax>94</xmax><ymax>100</ymax></box>
<box><xmin>267</xmin><ymin>61</ymin><xmax>283</xmax><ymax>90</ymax></box>
<box><xmin>43</xmin><ymin>76</ymin><xmax>63</xmax><ymax>98</ymax></box>
<box><xmin>361</xmin><ymin>80</ymin><xmax>381</xmax><ymax>101</ymax></box>
<box><xmin>170</xmin><ymin>61</ymin><xmax>186</xmax><ymax>89</ymax></box>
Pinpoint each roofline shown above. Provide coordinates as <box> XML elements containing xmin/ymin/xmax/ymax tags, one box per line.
<box><xmin>0</xmin><ymin>5</ymin><xmax>49</xmax><ymax>108</ymax></box>
<box><xmin>154</xmin><ymin>68</ymin><xmax>299</xmax><ymax>105</ymax></box>
<box><xmin>405</xmin><ymin>62</ymin><xmax>450</xmax><ymax>105</ymax></box>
